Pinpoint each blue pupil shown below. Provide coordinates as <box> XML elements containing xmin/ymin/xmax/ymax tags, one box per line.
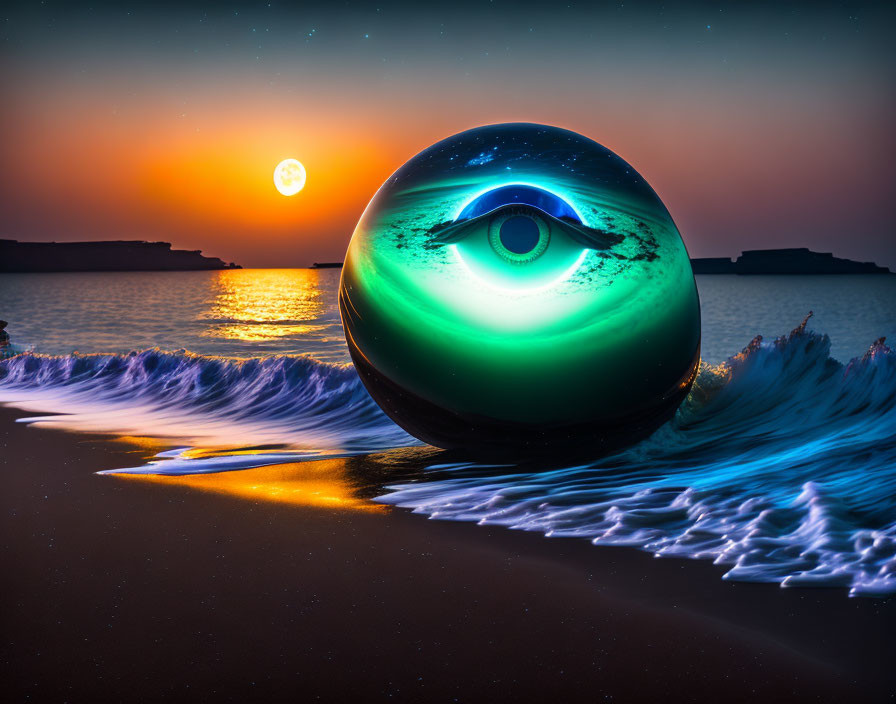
<box><xmin>499</xmin><ymin>216</ymin><xmax>540</xmax><ymax>254</ymax></box>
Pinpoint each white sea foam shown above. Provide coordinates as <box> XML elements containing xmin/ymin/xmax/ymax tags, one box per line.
<box><xmin>380</xmin><ymin>322</ymin><xmax>896</xmax><ymax>597</ymax></box>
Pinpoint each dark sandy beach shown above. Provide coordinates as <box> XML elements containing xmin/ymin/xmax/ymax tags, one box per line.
<box><xmin>1</xmin><ymin>406</ymin><xmax>894</xmax><ymax>703</ymax></box>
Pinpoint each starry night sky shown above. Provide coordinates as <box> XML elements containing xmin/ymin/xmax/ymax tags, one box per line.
<box><xmin>2</xmin><ymin>0</ymin><xmax>894</xmax><ymax>268</ymax></box>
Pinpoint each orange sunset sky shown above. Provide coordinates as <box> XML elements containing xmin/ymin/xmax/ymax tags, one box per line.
<box><xmin>2</xmin><ymin>2</ymin><xmax>894</xmax><ymax>268</ymax></box>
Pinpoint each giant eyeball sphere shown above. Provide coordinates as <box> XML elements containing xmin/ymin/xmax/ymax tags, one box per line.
<box><xmin>340</xmin><ymin>123</ymin><xmax>700</xmax><ymax>452</ymax></box>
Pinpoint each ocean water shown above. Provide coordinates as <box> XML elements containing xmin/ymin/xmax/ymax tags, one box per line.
<box><xmin>1</xmin><ymin>270</ymin><xmax>895</xmax><ymax>596</ymax></box>
<box><xmin>2</xmin><ymin>269</ymin><xmax>894</xmax><ymax>364</ymax></box>
<box><xmin>0</xmin><ymin>269</ymin><xmax>347</xmax><ymax>363</ymax></box>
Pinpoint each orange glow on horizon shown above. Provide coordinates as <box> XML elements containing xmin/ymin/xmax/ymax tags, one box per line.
<box><xmin>137</xmin><ymin>130</ymin><xmax>391</xmax><ymax>230</ymax></box>
<box><xmin>2</xmin><ymin>82</ymin><xmax>406</xmax><ymax>266</ymax></box>
<box><xmin>4</xmin><ymin>66</ymin><xmax>893</xmax><ymax>269</ymax></box>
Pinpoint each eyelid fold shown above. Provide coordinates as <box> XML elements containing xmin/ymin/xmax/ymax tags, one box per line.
<box><xmin>428</xmin><ymin>203</ymin><xmax>623</xmax><ymax>251</ymax></box>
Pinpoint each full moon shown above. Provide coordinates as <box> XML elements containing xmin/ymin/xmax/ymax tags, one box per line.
<box><xmin>274</xmin><ymin>158</ymin><xmax>306</xmax><ymax>196</ymax></box>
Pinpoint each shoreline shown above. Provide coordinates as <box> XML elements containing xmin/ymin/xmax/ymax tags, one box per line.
<box><xmin>2</xmin><ymin>406</ymin><xmax>894</xmax><ymax>701</ymax></box>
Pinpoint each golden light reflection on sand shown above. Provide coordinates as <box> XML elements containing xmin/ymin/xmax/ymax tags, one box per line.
<box><xmin>204</xmin><ymin>268</ymin><xmax>328</xmax><ymax>341</ymax></box>
<box><xmin>112</xmin><ymin>435</ymin><xmax>174</xmax><ymax>454</ymax></box>
<box><xmin>111</xmin><ymin>457</ymin><xmax>385</xmax><ymax>512</ymax></box>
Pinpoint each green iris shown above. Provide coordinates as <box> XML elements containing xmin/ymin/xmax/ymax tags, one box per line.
<box><xmin>490</xmin><ymin>211</ymin><xmax>549</xmax><ymax>263</ymax></box>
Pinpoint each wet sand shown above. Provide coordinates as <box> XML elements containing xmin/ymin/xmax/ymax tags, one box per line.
<box><xmin>1</xmin><ymin>407</ymin><xmax>893</xmax><ymax>702</ymax></box>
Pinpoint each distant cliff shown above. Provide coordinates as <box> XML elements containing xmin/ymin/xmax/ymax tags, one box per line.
<box><xmin>691</xmin><ymin>248</ymin><xmax>891</xmax><ymax>275</ymax></box>
<box><xmin>0</xmin><ymin>239</ymin><xmax>241</xmax><ymax>273</ymax></box>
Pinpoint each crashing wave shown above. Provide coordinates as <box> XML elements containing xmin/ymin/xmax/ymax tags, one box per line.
<box><xmin>0</xmin><ymin>349</ymin><xmax>414</xmax><ymax>451</ymax></box>
<box><xmin>381</xmin><ymin>319</ymin><xmax>896</xmax><ymax>597</ymax></box>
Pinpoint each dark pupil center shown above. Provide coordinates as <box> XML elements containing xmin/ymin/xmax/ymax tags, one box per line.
<box><xmin>498</xmin><ymin>216</ymin><xmax>540</xmax><ymax>254</ymax></box>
